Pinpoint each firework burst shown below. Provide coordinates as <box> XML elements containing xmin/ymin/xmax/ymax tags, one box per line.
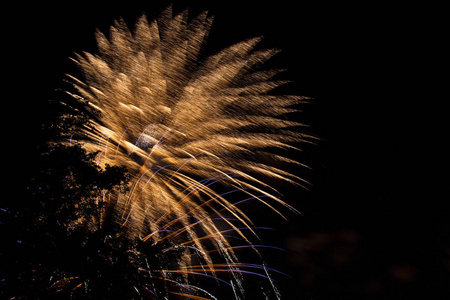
<box><xmin>65</xmin><ymin>6</ymin><xmax>312</xmax><ymax>299</ymax></box>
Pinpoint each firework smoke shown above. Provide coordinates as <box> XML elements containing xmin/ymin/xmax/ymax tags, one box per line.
<box><xmin>67</xmin><ymin>6</ymin><xmax>311</xmax><ymax>299</ymax></box>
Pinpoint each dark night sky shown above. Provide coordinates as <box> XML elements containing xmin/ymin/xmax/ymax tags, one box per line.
<box><xmin>7</xmin><ymin>0</ymin><xmax>446</xmax><ymax>299</ymax></box>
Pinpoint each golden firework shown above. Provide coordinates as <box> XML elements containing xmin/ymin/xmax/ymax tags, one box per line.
<box><xmin>67</xmin><ymin>6</ymin><xmax>311</xmax><ymax>298</ymax></box>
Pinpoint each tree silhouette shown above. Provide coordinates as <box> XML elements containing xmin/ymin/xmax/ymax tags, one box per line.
<box><xmin>1</xmin><ymin>93</ymin><xmax>131</xmax><ymax>299</ymax></box>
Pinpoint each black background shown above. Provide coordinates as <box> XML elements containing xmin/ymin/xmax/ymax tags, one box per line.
<box><xmin>6</xmin><ymin>0</ymin><xmax>446</xmax><ymax>299</ymax></box>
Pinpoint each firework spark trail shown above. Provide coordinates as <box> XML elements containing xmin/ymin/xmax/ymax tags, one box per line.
<box><xmin>67</xmin><ymin>5</ymin><xmax>312</xmax><ymax>298</ymax></box>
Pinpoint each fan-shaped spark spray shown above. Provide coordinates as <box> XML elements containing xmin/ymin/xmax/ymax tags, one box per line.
<box><xmin>66</xmin><ymin>6</ymin><xmax>312</xmax><ymax>299</ymax></box>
